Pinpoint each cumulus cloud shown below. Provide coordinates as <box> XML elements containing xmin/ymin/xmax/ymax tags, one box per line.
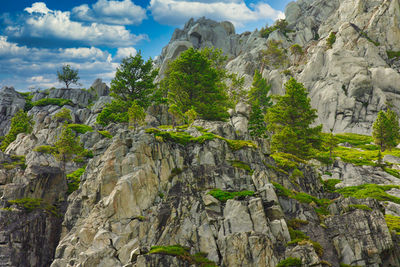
<box><xmin>6</xmin><ymin>2</ymin><xmax>147</xmax><ymax>48</ymax></box>
<box><xmin>72</xmin><ymin>0</ymin><xmax>147</xmax><ymax>25</ymax></box>
<box><xmin>149</xmin><ymin>0</ymin><xmax>284</xmax><ymax>27</ymax></box>
<box><xmin>0</xmin><ymin>36</ymin><xmax>118</xmax><ymax>90</ymax></box>
<box><xmin>114</xmin><ymin>47</ymin><xmax>137</xmax><ymax>60</ymax></box>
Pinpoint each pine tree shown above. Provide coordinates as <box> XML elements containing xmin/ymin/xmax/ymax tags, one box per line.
<box><xmin>57</xmin><ymin>64</ymin><xmax>79</xmax><ymax>89</ymax></box>
<box><xmin>248</xmin><ymin>70</ymin><xmax>272</xmax><ymax>138</ymax></box>
<box><xmin>53</xmin><ymin>125</ymin><xmax>83</xmax><ymax>171</ymax></box>
<box><xmin>128</xmin><ymin>100</ymin><xmax>146</xmax><ymax>129</ymax></box>
<box><xmin>265</xmin><ymin>77</ymin><xmax>322</xmax><ymax>158</ymax></box>
<box><xmin>372</xmin><ymin>109</ymin><xmax>400</xmax><ymax>151</ymax></box>
<box><xmin>163</xmin><ymin>48</ymin><xmax>230</xmax><ymax>121</ymax></box>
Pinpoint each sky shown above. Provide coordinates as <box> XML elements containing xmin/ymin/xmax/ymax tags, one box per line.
<box><xmin>0</xmin><ymin>0</ymin><xmax>292</xmax><ymax>91</ymax></box>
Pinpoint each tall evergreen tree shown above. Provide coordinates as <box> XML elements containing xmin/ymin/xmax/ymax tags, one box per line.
<box><xmin>372</xmin><ymin>109</ymin><xmax>400</xmax><ymax>151</ymax></box>
<box><xmin>163</xmin><ymin>48</ymin><xmax>230</xmax><ymax>121</ymax></box>
<box><xmin>265</xmin><ymin>77</ymin><xmax>322</xmax><ymax>158</ymax></box>
<box><xmin>248</xmin><ymin>70</ymin><xmax>272</xmax><ymax>138</ymax></box>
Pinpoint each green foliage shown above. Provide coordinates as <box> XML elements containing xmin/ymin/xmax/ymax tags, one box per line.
<box><xmin>276</xmin><ymin>257</ymin><xmax>302</xmax><ymax>267</ymax></box>
<box><xmin>1</xmin><ymin>109</ymin><xmax>34</xmax><ymax>151</ymax></box>
<box><xmin>266</xmin><ymin>78</ymin><xmax>322</xmax><ymax>159</ymax></box>
<box><xmin>163</xmin><ymin>47</ymin><xmax>230</xmax><ymax>121</ymax></box>
<box><xmin>346</xmin><ymin>204</ymin><xmax>372</xmax><ymax>212</ymax></box>
<box><xmin>53</xmin><ymin>107</ymin><xmax>72</xmax><ymax>122</ymax></box>
<box><xmin>385</xmin><ymin>214</ymin><xmax>400</xmax><ymax>235</ymax></box>
<box><xmin>97</xmin><ymin>130</ymin><xmax>113</xmax><ymax>139</ymax></box>
<box><xmin>57</xmin><ymin>64</ymin><xmax>79</xmax><ymax>89</ymax></box>
<box><xmin>53</xmin><ymin>125</ymin><xmax>84</xmax><ymax>170</ymax></box>
<box><xmin>66</xmin><ymin>167</ymin><xmax>85</xmax><ymax>194</ymax></box>
<box><xmin>110</xmin><ymin>53</ymin><xmax>158</xmax><ymax>108</ymax></box>
<box><xmin>227</xmin><ymin>73</ymin><xmax>246</xmax><ymax>105</ymax></box>
<box><xmin>271</xmin><ymin>152</ymin><xmax>307</xmax><ymax>171</ymax></box>
<box><xmin>340</xmin><ymin>264</ymin><xmax>362</xmax><ymax>267</ymax></box>
<box><xmin>290</xmin><ymin>44</ymin><xmax>304</xmax><ymax>64</ymax></box>
<box><xmin>148</xmin><ymin>245</ymin><xmax>216</xmax><ymax>267</ymax></box>
<box><xmin>128</xmin><ymin>100</ymin><xmax>146</xmax><ymax>128</ymax></box>
<box><xmin>145</xmin><ymin>127</ymin><xmax>256</xmax><ymax>151</ymax></box>
<box><xmin>8</xmin><ymin>198</ymin><xmax>59</xmax><ymax>217</ymax></box>
<box><xmin>272</xmin><ymin>182</ymin><xmax>331</xmax><ymax>215</ymax></box>
<box><xmin>336</xmin><ymin>184</ymin><xmax>400</xmax><ymax>204</ymax></box>
<box><xmin>19</xmin><ymin>92</ymin><xmax>34</xmax><ymax>111</ymax></box>
<box><xmin>67</xmin><ymin>124</ymin><xmax>93</xmax><ymax>134</ymax></box>
<box><xmin>333</xmin><ymin>133</ymin><xmax>373</xmax><ymax>147</ymax></box>
<box><xmin>208</xmin><ymin>189</ymin><xmax>254</xmax><ymax>202</ymax></box>
<box><xmin>32</xmin><ymin>98</ymin><xmax>73</xmax><ymax>107</ymax></box>
<box><xmin>373</xmin><ymin>109</ymin><xmax>400</xmax><ymax>151</ymax></box>
<box><xmin>387</xmin><ymin>50</ymin><xmax>400</xmax><ymax>59</ymax></box>
<box><xmin>96</xmin><ymin>100</ymin><xmax>129</xmax><ymax>126</ymax></box>
<box><xmin>229</xmin><ymin>160</ymin><xmax>254</xmax><ymax>175</ymax></box>
<box><xmin>359</xmin><ymin>31</ymin><xmax>380</xmax><ymax>46</ymax></box>
<box><xmin>326</xmin><ymin>32</ymin><xmax>336</xmax><ymax>49</ymax></box>
<box><xmin>287</xmin><ymin>218</ymin><xmax>309</xmax><ymax>229</ymax></box>
<box><xmin>1</xmin><ymin>155</ymin><xmax>26</xmax><ymax>170</ymax></box>
<box><xmin>248</xmin><ymin>70</ymin><xmax>272</xmax><ymax>138</ymax></box>
<box><xmin>261</xmin><ymin>40</ymin><xmax>288</xmax><ymax>70</ymax></box>
<box><xmin>323</xmin><ymin>179</ymin><xmax>341</xmax><ymax>193</ymax></box>
<box><xmin>260</xmin><ymin>19</ymin><xmax>289</xmax><ymax>39</ymax></box>
<box><xmin>34</xmin><ymin>145</ymin><xmax>57</xmax><ymax>154</ymax></box>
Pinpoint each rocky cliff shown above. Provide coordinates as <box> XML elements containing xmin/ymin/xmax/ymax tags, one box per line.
<box><xmin>1</xmin><ymin>0</ymin><xmax>400</xmax><ymax>266</ymax></box>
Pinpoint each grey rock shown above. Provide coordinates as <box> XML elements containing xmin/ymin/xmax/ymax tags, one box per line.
<box><xmin>90</xmin><ymin>78</ymin><xmax>110</xmax><ymax>97</ymax></box>
<box><xmin>0</xmin><ymin>86</ymin><xmax>26</xmax><ymax>136</ymax></box>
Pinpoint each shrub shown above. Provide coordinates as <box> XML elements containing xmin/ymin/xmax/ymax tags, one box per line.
<box><xmin>34</xmin><ymin>145</ymin><xmax>56</xmax><ymax>154</ymax></box>
<box><xmin>67</xmin><ymin>124</ymin><xmax>93</xmax><ymax>134</ymax></box>
<box><xmin>208</xmin><ymin>189</ymin><xmax>254</xmax><ymax>202</ymax></box>
<box><xmin>148</xmin><ymin>245</ymin><xmax>216</xmax><ymax>266</ymax></box>
<box><xmin>32</xmin><ymin>98</ymin><xmax>73</xmax><ymax>107</ymax></box>
<box><xmin>1</xmin><ymin>110</ymin><xmax>34</xmax><ymax>151</ymax></box>
<box><xmin>385</xmin><ymin>214</ymin><xmax>400</xmax><ymax>235</ymax></box>
<box><xmin>66</xmin><ymin>167</ymin><xmax>85</xmax><ymax>194</ymax></box>
<box><xmin>387</xmin><ymin>50</ymin><xmax>400</xmax><ymax>59</ymax></box>
<box><xmin>53</xmin><ymin>107</ymin><xmax>72</xmax><ymax>122</ymax></box>
<box><xmin>276</xmin><ymin>257</ymin><xmax>302</xmax><ymax>267</ymax></box>
<box><xmin>8</xmin><ymin>198</ymin><xmax>59</xmax><ymax>216</ymax></box>
<box><xmin>229</xmin><ymin>160</ymin><xmax>254</xmax><ymax>175</ymax></box>
<box><xmin>96</xmin><ymin>100</ymin><xmax>129</xmax><ymax>126</ymax></box>
<box><xmin>326</xmin><ymin>32</ymin><xmax>336</xmax><ymax>49</ymax></box>
<box><xmin>97</xmin><ymin>130</ymin><xmax>112</xmax><ymax>139</ymax></box>
<box><xmin>336</xmin><ymin>184</ymin><xmax>400</xmax><ymax>204</ymax></box>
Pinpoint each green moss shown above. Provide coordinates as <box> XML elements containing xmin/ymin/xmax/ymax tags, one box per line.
<box><xmin>326</xmin><ymin>32</ymin><xmax>336</xmax><ymax>49</ymax></box>
<box><xmin>287</xmin><ymin>228</ymin><xmax>323</xmax><ymax>256</ymax></box>
<box><xmin>385</xmin><ymin>214</ymin><xmax>400</xmax><ymax>235</ymax></box>
<box><xmin>336</xmin><ymin>184</ymin><xmax>400</xmax><ymax>204</ymax></box>
<box><xmin>276</xmin><ymin>257</ymin><xmax>302</xmax><ymax>267</ymax></box>
<box><xmin>1</xmin><ymin>155</ymin><xmax>26</xmax><ymax>170</ymax></box>
<box><xmin>340</xmin><ymin>264</ymin><xmax>362</xmax><ymax>267</ymax></box>
<box><xmin>323</xmin><ymin>179</ymin><xmax>341</xmax><ymax>193</ymax></box>
<box><xmin>333</xmin><ymin>133</ymin><xmax>373</xmax><ymax>147</ymax></box>
<box><xmin>383</xmin><ymin>167</ymin><xmax>400</xmax><ymax>179</ymax></box>
<box><xmin>229</xmin><ymin>160</ymin><xmax>254</xmax><ymax>175</ymax></box>
<box><xmin>264</xmin><ymin>162</ymin><xmax>289</xmax><ymax>175</ymax></box>
<box><xmin>67</xmin><ymin>124</ymin><xmax>93</xmax><ymax>134</ymax></box>
<box><xmin>387</xmin><ymin>50</ymin><xmax>400</xmax><ymax>59</ymax></box>
<box><xmin>272</xmin><ymin>182</ymin><xmax>331</xmax><ymax>216</ymax></box>
<box><xmin>66</xmin><ymin>167</ymin><xmax>85</xmax><ymax>194</ymax></box>
<box><xmin>208</xmin><ymin>189</ymin><xmax>254</xmax><ymax>202</ymax></box>
<box><xmin>8</xmin><ymin>198</ymin><xmax>59</xmax><ymax>217</ymax></box>
<box><xmin>53</xmin><ymin>107</ymin><xmax>72</xmax><ymax>122</ymax></box>
<box><xmin>271</xmin><ymin>152</ymin><xmax>307</xmax><ymax>171</ymax></box>
<box><xmin>19</xmin><ymin>92</ymin><xmax>34</xmax><ymax>111</ymax></box>
<box><xmin>347</xmin><ymin>204</ymin><xmax>372</xmax><ymax>212</ymax></box>
<box><xmin>97</xmin><ymin>130</ymin><xmax>113</xmax><ymax>139</ymax></box>
<box><xmin>148</xmin><ymin>245</ymin><xmax>217</xmax><ymax>266</ymax></box>
<box><xmin>32</xmin><ymin>98</ymin><xmax>73</xmax><ymax>107</ymax></box>
<box><xmin>34</xmin><ymin>145</ymin><xmax>56</xmax><ymax>154</ymax></box>
<box><xmin>145</xmin><ymin>127</ymin><xmax>256</xmax><ymax>151</ymax></box>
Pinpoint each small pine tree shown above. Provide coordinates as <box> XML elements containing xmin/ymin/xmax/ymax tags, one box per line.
<box><xmin>57</xmin><ymin>64</ymin><xmax>79</xmax><ymax>89</ymax></box>
<box><xmin>184</xmin><ymin>108</ymin><xmax>198</xmax><ymax>126</ymax></box>
<box><xmin>290</xmin><ymin>44</ymin><xmax>304</xmax><ymax>64</ymax></box>
<box><xmin>53</xmin><ymin>107</ymin><xmax>72</xmax><ymax>123</ymax></box>
<box><xmin>325</xmin><ymin>129</ymin><xmax>338</xmax><ymax>162</ymax></box>
<box><xmin>53</xmin><ymin>125</ymin><xmax>83</xmax><ymax>171</ymax></box>
<box><xmin>260</xmin><ymin>40</ymin><xmax>288</xmax><ymax>71</ymax></box>
<box><xmin>372</xmin><ymin>109</ymin><xmax>400</xmax><ymax>151</ymax></box>
<box><xmin>128</xmin><ymin>101</ymin><xmax>146</xmax><ymax>129</ymax></box>
<box><xmin>266</xmin><ymin>78</ymin><xmax>322</xmax><ymax>159</ymax></box>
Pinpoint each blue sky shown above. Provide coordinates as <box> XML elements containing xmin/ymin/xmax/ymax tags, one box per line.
<box><xmin>0</xmin><ymin>0</ymin><xmax>291</xmax><ymax>91</ymax></box>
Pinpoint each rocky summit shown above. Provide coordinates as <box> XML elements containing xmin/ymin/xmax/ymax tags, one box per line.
<box><xmin>1</xmin><ymin>0</ymin><xmax>400</xmax><ymax>266</ymax></box>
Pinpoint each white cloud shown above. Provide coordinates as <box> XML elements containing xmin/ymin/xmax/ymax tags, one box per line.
<box><xmin>72</xmin><ymin>0</ymin><xmax>147</xmax><ymax>25</ymax></box>
<box><xmin>149</xmin><ymin>0</ymin><xmax>284</xmax><ymax>27</ymax></box>
<box><xmin>114</xmin><ymin>47</ymin><xmax>137</xmax><ymax>60</ymax></box>
<box><xmin>0</xmin><ymin>36</ymin><xmax>121</xmax><ymax>90</ymax></box>
<box><xmin>6</xmin><ymin>2</ymin><xmax>147</xmax><ymax>47</ymax></box>
<box><xmin>24</xmin><ymin>2</ymin><xmax>51</xmax><ymax>14</ymax></box>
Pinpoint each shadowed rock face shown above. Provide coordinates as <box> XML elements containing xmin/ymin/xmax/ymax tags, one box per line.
<box><xmin>0</xmin><ymin>87</ymin><xmax>25</xmax><ymax>136</ymax></box>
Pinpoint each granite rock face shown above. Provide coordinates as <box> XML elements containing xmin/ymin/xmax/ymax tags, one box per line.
<box><xmin>0</xmin><ymin>87</ymin><xmax>25</xmax><ymax>136</ymax></box>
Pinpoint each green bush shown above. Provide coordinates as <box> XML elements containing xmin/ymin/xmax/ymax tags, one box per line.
<box><xmin>67</xmin><ymin>124</ymin><xmax>93</xmax><ymax>134</ymax></box>
<box><xmin>148</xmin><ymin>245</ymin><xmax>216</xmax><ymax>266</ymax></box>
<box><xmin>97</xmin><ymin>130</ymin><xmax>113</xmax><ymax>139</ymax></box>
<box><xmin>385</xmin><ymin>214</ymin><xmax>400</xmax><ymax>235</ymax></box>
<box><xmin>32</xmin><ymin>98</ymin><xmax>73</xmax><ymax>107</ymax></box>
<box><xmin>347</xmin><ymin>204</ymin><xmax>372</xmax><ymax>212</ymax></box>
<box><xmin>66</xmin><ymin>167</ymin><xmax>85</xmax><ymax>194</ymax></box>
<box><xmin>229</xmin><ymin>160</ymin><xmax>254</xmax><ymax>175</ymax></box>
<box><xmin>8</xmin><ymin>198</ymin><xmax>59</xmax><ymax>216</ymax></box>
<box><xmin>336</xmin><ymin>184</ymin><xmax>400</xmax><ymax>204</ymax></box>
<box><xmin>1</xmin><ymin>110</ymin><xmax>34</xmax><ymax>151</ymax></box>
<box><xmin>208</xmin><ymin>189</ymin><xmax>254</xmax><ymax>202</ymax></box>
<box><xmin>96</xmin><ymin>100</ymin><xmax>129</xmax><ymax>126</ymax></box>
<box><xmin>326</xmin><ymin>32</ymin><xmax>336</xmax><ymax>49</ymax></box>
<box><xmin>323</xmin><ymin>179</ymin><xmax>341</xmax><ymax>193</ymax></box>
<box><xmin>276</xmin><ymin>257</ymin><xmax>302</xmax><ymax>267</ymax></box>
<box><xmin>34</xmin><ymin>145</ymin><xmax>57</xmax><ymax>154</ymax></box>
<box><xmin>53</xmin><ymin>107</ymin><xmax>72</xmax><ymax>122</ymax></box>
<box><xmin>387</xmin><ymin>50</ymin><xmax>400</xmax><ymax>59</ymax></box>
<box><xmin>1</xmin><ymin>155</ymin><xmax>26</xmax><ymax>170</ymax></box>
<box><xmin>19</xmin><ymin>92</ymin><xmax>34</xmax><ymax>111</ymax></box>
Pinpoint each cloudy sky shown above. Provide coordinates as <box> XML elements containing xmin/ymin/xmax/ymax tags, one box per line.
<box><xmin>0</xmin><ymin>0</ymin><xmax>290</xmax><ymax>91</ymax></box>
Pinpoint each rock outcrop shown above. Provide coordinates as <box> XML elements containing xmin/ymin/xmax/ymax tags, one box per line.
<box><xmin>0</xmin><ymin>87</ymin><xmax>25</xmax><ymax>136</ymax></box>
